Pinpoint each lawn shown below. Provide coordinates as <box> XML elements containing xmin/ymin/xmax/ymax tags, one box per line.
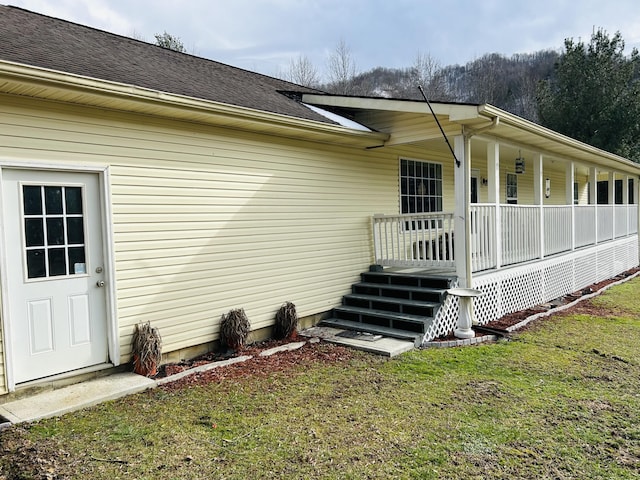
<box><xmin>2</xmin><ymin>277</ymin><xmax>640</xmax><ymax>479</ymax></box>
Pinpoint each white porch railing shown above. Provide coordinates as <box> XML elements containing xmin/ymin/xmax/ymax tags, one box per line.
<box><xmin>372</xmin><ymin>204</ymin><xmax>638</xmax><ymax>272</ymax></box>
<box><xmin>372</xmin><ymin>213</ymin><xmax>455</xmax><ymax>268</ymax></box>
<box><xmin>470</xmin><ymin>203</ymin><xmax>638</xmax><ymax>271</ymax></box>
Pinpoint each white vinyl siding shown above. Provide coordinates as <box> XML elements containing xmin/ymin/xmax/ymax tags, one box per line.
<box><xmin>0</xmin><ymin>94</ymin><xmax>409</xmax><ymax>361</ymax></box>
<box><xmin>0</xmin><ymin>322</ymin><xmax>5</xmax><ymax>394</ymax></box>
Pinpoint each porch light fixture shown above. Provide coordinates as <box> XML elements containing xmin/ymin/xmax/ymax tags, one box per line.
<box><xmin>515</xmin><ymin>150</ymin><xmax>525</xmax><ymax>174</ymax></box>
<box><xmin>481</xmin><ymin>177</ymin><xmax>488</xmax><ymax>186</ymax></box>
<box><xmin>545</xmin><ymin>178</ymin><xmax>551</xmax><ymax>198</ymax></box>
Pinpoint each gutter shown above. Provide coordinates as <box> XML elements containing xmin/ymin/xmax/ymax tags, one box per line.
<box><xmin>477</xmin><ymin>104</ymin><xmax>639</xmax><ymax>173</ymax></box>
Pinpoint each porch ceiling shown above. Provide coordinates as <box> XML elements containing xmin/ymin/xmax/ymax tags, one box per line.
<box><xmin>303</xmin><ymin>94</ymin><xmax>640</xmax><ymax>176</ymax></box>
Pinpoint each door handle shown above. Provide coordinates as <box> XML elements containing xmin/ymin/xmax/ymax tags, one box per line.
<box><xmin>96</xmin><ymin>280</ymin><xmax>105</xmax><ymax>288</ymax></box>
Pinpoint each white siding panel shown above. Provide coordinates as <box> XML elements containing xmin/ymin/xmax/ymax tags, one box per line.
<box><xmin>1</xmin><ymin>95</ymin><xmax>407</xmax><ymax>364</ymax></box>
<box><xmin>0</xmin><ymin>321</ymin><xmax>6</xmax><ymax>394</ymax></box>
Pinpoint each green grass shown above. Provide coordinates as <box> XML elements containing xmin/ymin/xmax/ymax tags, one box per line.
<box><xmin>3</xmin><ymin>278</ymin><xmax>640</xmax><ymax>479</ymax></box>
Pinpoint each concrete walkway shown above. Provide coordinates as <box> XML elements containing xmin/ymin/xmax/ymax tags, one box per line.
<box><xmin>0</xmin><ymin>372</ymin><xmax>155</xmax><ymax>425</ymax></box>
<box><xmin>0</xmin><ymin>331</ymin><xmax>414</xmax><ymax>425</ymax></box>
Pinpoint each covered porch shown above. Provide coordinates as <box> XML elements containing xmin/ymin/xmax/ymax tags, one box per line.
<box><xmin>302</xmin><ymin>94</ymin><xmax>640</xmax><ymax>340</ymax></box>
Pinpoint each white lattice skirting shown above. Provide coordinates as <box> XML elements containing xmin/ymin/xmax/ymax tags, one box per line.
<box><xmin>422</xmin><ymin>236</ymin><xmax>639</xmax><ymax>344</ymax></box>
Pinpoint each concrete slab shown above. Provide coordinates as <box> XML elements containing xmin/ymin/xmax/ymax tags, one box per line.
<box><xmin>300</xmin><ymin>326</ymin><xmax>415</xmax><ymax>357</ymax></box>
<box><xmin>0</xmin><ymin>372</ymin><xmax>155</xmax><ymax>423</ymax></box>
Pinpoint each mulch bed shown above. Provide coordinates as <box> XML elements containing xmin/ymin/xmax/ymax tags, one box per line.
<box><xmin>152</xmin><ymin>266</ymin><xmax>640</xmax><ymax>385</ymax></box>
<box><xmin>156</xmin><ymin>338</ymin><xmax>358</xmax><ymax>393</ymax></box>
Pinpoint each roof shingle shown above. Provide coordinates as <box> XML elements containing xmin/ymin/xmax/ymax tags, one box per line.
<box><xmin>0</xmin><ymin>6</ymin><xmax>331</xmax><ymax>123</ymax></box>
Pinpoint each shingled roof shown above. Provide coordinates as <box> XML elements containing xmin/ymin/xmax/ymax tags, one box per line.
<box><xmin>0</xmin><ymin>5</ymin><xmax>333</xmax><ymax>124</ymax></box>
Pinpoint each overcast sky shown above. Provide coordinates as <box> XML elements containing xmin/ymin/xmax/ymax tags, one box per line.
<box><xmin>8</xmin><ymin>0</ymin><xmax>640</xmax><ymax>80</ymax></box>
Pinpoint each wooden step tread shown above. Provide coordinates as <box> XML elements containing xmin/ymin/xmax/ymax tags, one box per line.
<box><xmin>345</xmin><ymin>293</ymin><xmax>440</xmax><ymax>308</ymax></box>
<box><xmin>334</xmin><ymin>305</ymin><xmax>433</xmax><ymax>323</ymax></box>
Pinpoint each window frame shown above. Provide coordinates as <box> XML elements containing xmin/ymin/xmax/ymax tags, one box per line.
<box><xmin>399</xmin><ymin>157</ymin><xmax>443</xmax><ymax>216</ymax></box>
<box><xmin>506</xmin><ymin>172</ymin><xmax>518</xmax><ymax>205</ymax></box>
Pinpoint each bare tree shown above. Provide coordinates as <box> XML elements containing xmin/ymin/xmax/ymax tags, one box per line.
<box><xmin>286</xmin><ymin>55</ymin><xmax>320</xmax><ymax>87</ymax></box>
<box><xmin>326</xmin><ymin>39</ymin><xmax>358</xmax><ymax>94</ymax></box>
<box><xmin>411</xmin><ymin>51</ymin><xmax>448</xmax><ymax>99</ymax></box>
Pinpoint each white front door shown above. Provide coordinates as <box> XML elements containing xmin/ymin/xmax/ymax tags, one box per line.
<box><xmin>3</xmin><ymin>169</ymin><xmax>108</xmax><ymax>384</ymax></box>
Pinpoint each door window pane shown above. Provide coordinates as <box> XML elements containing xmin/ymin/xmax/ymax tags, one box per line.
<box><xmin>65</xmin><ymin>187</ymin><xmax>83</xmax><ymax>214</ymax></box>
<box><xmin>23</xmin><ymin>186</ymin><xmax>42</xmax><ymax>215</ymax></box>
<box><xmin>45</xmin><ymin>186</ymin><xmax>63</xmax><ymax>214</ymax></box>
<box><xmin>48</xmin><ymin>248</ymin><xmax>67</xmax><ymax>276</ymax></box>
<box><xmin>26</xmin><ymin>249</ymin><xmax>46</xmax><ymax>278</ymax></box>
<box><xmin>68</xmin><ymin>247</ymin><xmax>86</xmax><ymax>272</ymax></box>
<box><xmin>25</xmin><ymin>218</ymin><xmax>45</xmax><ymax>247</ymax></box>
<box><xmin>46</xmin><ymin>217</ymin><xmax>65</xmax><ymax>245</ymax></box>
<box><xmin>66</xmin><ymin>218</ymin><xmax>84</xmax><ymax>244</ymax></box>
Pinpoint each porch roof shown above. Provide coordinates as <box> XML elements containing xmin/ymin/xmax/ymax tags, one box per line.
<box><xmin>302</xmin><ymin>94</ymin><xmax>640</xmax><ymax>176</ymax></box>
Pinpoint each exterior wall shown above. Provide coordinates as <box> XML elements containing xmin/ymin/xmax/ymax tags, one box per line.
<box><xmin>0</xmin><ymin>94</ymin><xmax>419</xmax><ymax>369</ymax></box>
<box><xmin>0</xmin><ymin>321</ymin><xmax>5</xmax><ymax>394</ymax></box>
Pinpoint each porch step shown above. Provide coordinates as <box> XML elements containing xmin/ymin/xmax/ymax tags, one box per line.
<box><xmin>361</xmin><ymin>271</ymin><xmax>455</xmax><ymax>290</ymax></box>
<box><xmin>343</xmin><ymin>294</ymin><xmax>440</xmax><ymax>317</ymax></box>
<box><xmin>319</xmin><ymin>318</ymin><xmax>424</xmax><ymax>344</ymax></box>
<box><xmin>353</xmin><ymin>282</ymin><xmax>446</xmax><ymax>303</ymax></box>
<box><xmin>332</xmin><ymin>305</ymin><xmax>433</xmax><ymax>333</ymax></box>
<box><xmin>321</xmin><ymin>268</ymin><xmax>455</xmax><ymax>348</ymax></box>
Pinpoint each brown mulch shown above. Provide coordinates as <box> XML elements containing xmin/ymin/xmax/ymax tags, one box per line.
<box><xmin>158</xmin><ymin>340</ymin><xmax>358</xmax><ymax>393</ymax></box>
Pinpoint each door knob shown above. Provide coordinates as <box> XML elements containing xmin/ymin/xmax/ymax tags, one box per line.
<box><xmin>96</xmin><ymin>280</ymin><xmax>105</xmax><ymax>288</ymax></box>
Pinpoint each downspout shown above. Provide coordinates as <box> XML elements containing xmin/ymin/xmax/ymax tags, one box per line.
<box><xmin>461</xmin><ymin>115</ymin><xmax>500</xmax><ymax>287</ymax></box>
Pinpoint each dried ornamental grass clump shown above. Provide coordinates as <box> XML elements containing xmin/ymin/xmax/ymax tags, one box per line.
<box><xmin>132</xmin><ymin>322</ymin><xmax>162</xmax><ymax>377</ymax></box>
<box><xmin>274</xmin><ymin>301</ymin><xmax>298</xmax><ymax>339</ymax></box>
<box><xmin>220</xmin><ymin>308</ymin><xmax>250</xmax><ymax>351</ymax></box>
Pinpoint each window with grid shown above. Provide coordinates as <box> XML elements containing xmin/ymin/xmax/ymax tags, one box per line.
<box><xmin>22</xmin><ymin>185</ymin><xmax>86</xmax><ymax>279</ymax></box>
<box><xmin>506</xmin><ymin>173</ymin><xmax>518</xmax><ymax>204</ymax></box>
<box><xmin>400</xmin><ymin>159</ymin><xmax>443</xmax><ymax>215</ymax></box>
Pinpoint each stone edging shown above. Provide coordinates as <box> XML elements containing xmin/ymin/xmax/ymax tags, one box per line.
<box><xmin>422</xmin><ymin>334</ymin><xmax>498</xmax><ymax>348</ymax></box>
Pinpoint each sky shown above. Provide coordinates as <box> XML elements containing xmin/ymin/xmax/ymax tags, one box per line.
<box><xmin>8</xmin><ymin>0</ymin><xmax>640</xmax><ymax>80</ymax></box>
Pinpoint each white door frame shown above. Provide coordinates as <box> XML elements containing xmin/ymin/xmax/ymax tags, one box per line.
<box><xmin>0</xmin><ymin>161</ymin><xmax>118</xmax><ymax>392</ymax></box>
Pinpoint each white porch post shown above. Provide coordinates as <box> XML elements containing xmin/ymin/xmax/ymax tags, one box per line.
<box><xmin>487</xmin><ymin>141</ymin><xmax>501</xmax><ymax>269</ymax></box>
<box><xmin>590</xmin><ymin>167</ymin><xmax>598</xmax><ymax>243</ymax></box>
<box><xmin>637</xmin><ymin>177</ymin><xmax>640</xmax><ymax>263</ymax></box>
<box><xmin>454</xmin><ymin>135</ymin><xmax>471</xmax><ymax>288</ymax></box>
<box><xmin>623</xmin><ymin>175</ymin><xmax>630</xmax><ymax>234</ymax></box>
<box><xmin>609</xmin><ymin>171</ymin><xmax>616</xmax><ymax>237</ymax></box>
<box><xmin>533</xmin><ymin>154</ymin><xmax>544</xmax><ymax>258</ymax></box>
<box><xmin>566</xmin><ymin>162</ymin><xmax>575</xmax><ymax>250</ymax></box>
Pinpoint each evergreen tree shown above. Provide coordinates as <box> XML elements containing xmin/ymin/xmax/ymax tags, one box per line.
<box><xmin>537</xmin><ymin>29</ymin><xmax>640</xmax><ymax>161</ymax></box>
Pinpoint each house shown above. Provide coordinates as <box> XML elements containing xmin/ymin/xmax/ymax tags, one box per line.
<box><xmin>0</xmin><ymin>6</ymin><xmax>637</xmax><ymax>396</ymax></box>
